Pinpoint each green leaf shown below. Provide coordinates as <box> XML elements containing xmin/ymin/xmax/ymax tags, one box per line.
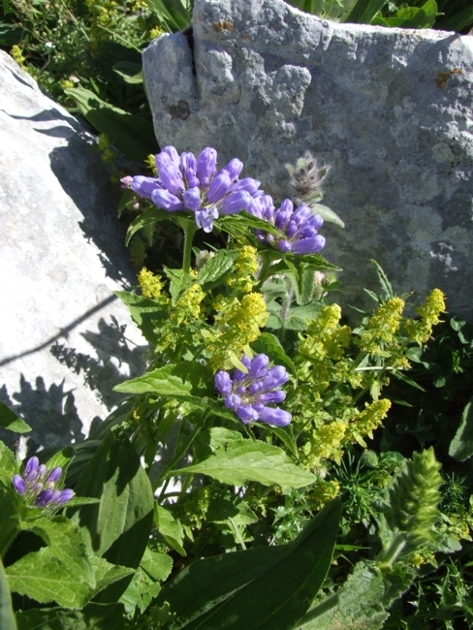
<box><xmin>71</xmin><ymin>431</ymin><xmax>154</xmax><ymax>602</ymax></box>
<box><xmin>284</xmin><ymin>303</ymin><xmax>323</xmax><ymax>330</ymax></box>
<box><xmin>449</xmin><ymin>397</ymin><xmax>473</xmax><ymax>461</ymax></box>
<box><xmin>370</xmin><ymin>259</ymin><xmax>395</xmax><ymax>300</ymax></box>
<box><xmin>298</xmin><ymin>561</ymin><xmax>413</xmax><ymax>629</ymax></box>
<box><xmin>0</xmin><ymin>441</ymin><xmax>17</xmax><ymax>481</ymax></box>
<box><xmin>442</xmin><ymin>5</ymin><xmax>473</xmax><ymax>31</ymax></box>
<box><xmin>114</xmin><ymin>363</ymin><xmax>213</xmax><ymax>398</ymax></box>
<box><xmin>119</xmin><ymin>566</ymin><xmax>162</xmax><ymax>616</ymax></box>
<box><xmin>6</xmin><ymin>517</ymin><xmax>95</xmax><ymax>609</ymax></box>
<box><xmin>0</xmin><ymin>402</ymin><xmax>31</xmax><ymax>433</ymax></box>
<box><xmin>207</xmin><ymin>495</ymin><xmax>258</xmax><ymax>527</ymax></box>
<box><xmin>125</xmin><ymin>207</ymin><xmax>172</xmax><ymax>246</ymax></box>
<box><xmin>164</xmin><ymin>267</ymin><xmax>196</xmax><ymax>304</ymax></box>
<box><xmin>115</xmin><ymin>291</ymin><xmax>163</xmax><ymax>346</ymax></box>
<box><xmin>0</xmin><ymin>22</ymin><xmax>22</xmax><ymax>46</ymax></box>
<box><xmin>311</xmin><ymin>203</ymin><xmax>345</xmax><ymax>228</ymax></box>
<box><xmin>16</xmin><ymin>603</ymin><xmax>126</xmax><ymax>630</ymax></box>
<box><xmin>145</xmin><ymin>0</ymin><xmax>191</xmax><ymax>32</ymax></box>
<box><xmin>198</xmin><ymin>249</ymin><xmax>240</xmax><ymax>285</ymax></box>
<box><xmin>112</xmin><ymin>61</ymin><xmax>143</xmax><ymax>84</ymax></box>
<box><xmin>0</xmin><ymin>483</ymin><xmax>21</xmax><ymax>558</ymax></box>
<box><xmin>64</xmin><ymin>87</ymin><xmax>156</xmax><ymax>162</ymax></box>
<box><xmin>0</xmin><ymin>557</ymin><xmax>17</xmax><ymax>630</ymax></box>
<box><xmin>345</xmin><ymin>0</ymin><xmax>389</xmax><ymax>24</ymax></box>
<box><xmin>89</xmin><ymin>556</ymin><xmax>134</xmax><ymax>597</ymax></box>
<box><xmin>169</xmin><ymin>439</ymin><xmax>316</xmax><ymax>490</ymax></box>
<box><xmin>157</xmin><ymin>498</ymin><xmax>341</xmax><ymax>630</ymax></box>
<box><xmin>140</xmin><ymin>547</ymin><xmax>173</xmax><ymax>581</ymax></box>
<box><xmin>154</xmin><ymin>505</ymin><xmax>186</xmax><ymax>557</ymax></box>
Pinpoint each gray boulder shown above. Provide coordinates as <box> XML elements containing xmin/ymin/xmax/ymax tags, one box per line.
<box><xmin>0</xmin><ymin>51</ymin><xmax>147</xmax><ymax>453</ymax></box>
<box><xmin>143</xmin><ymin>0</ymin><xmax>473</xmax><ymax>320</ymax></box>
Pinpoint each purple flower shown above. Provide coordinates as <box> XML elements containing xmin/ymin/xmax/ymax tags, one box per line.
<box><xmin>123</xmin><ymin>146</ymin><xmax>261</xmax><ymax>233</ymax></box>
<box><xmin>249</xmin><ymin>196</ymin><xmax>326</xmax><ymax>255</ymax></box>
<box><xmin>215</xmin><ymin>354</ymin><xmax>292</xmax><ymax>427</ymax></box>
<box><xmin>12</xmin><ymin>457</ymin><xmax>74</xmax><ymax>509</ymax></box>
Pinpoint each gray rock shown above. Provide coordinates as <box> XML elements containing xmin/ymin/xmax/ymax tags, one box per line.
<box><xmin>143</xmin><ymin>0</ymin><xmax>473</xmax><ymax>320</ymax></box>
<box><xmin>0</xmin><ymin>51</ymin><xmax>147</xmax><ymax>453</ymax></box>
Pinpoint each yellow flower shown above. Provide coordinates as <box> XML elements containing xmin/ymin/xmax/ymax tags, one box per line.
<box><xmin>358</xmin><ymin>297</ymin><xmax>405</xmax><ymax>353</ymax></box>
<box><xmin>346</xmin><ymin>399</ymin><xmax>391</xmax><ymax>447</ymax></box>
<box><xmin>138</xmin><ymin>267</ymin><xmax>164</xmax><ymax>301</ymax></box>
<box><xmin>226</xmin><ymin>246</ymin><xmax>259</xmax><ymax>293</ymax></box>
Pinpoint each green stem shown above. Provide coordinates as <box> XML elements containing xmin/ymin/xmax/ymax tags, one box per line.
<box><xmin>377</xmin><ymin>533</ymin><xmax>407</xmax><ymax>568</ymax></box>
<box><xmin>181</xmin><ymin>220</ymin><xmax>197</xmax><ymax>274</ymax></box>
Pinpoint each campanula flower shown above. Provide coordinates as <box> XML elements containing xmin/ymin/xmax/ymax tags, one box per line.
<box><xmin>249</xmin><ymin>196</ymin><xmax>326</xmax><ymax>254</ymax></box>
<box><xmin>12</xmin><ymin>456</ymin><xmax>74</xmax><ymax>509</ymax></box>
<box><xmin>121</xmin><ymin>146</ymin><xmax>261</xmax><ymax>233</ymax></box>
<box><xmin>215</xmin><ymin>354</ymin><xmax>292</xmax><ymax>426</ymax></box>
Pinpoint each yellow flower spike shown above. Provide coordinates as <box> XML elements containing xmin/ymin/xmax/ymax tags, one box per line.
<box><xmin>358</xmin><ymin>297</ymin><xmax>405</xmax><ymax>353</ymax></box>
<box><xmin>145</xmin><ymin>154</ymin><xmax>158</xmax><ymax>175</ymax></box>
<box><xmin>173</xmin><ymin>283</ymin><xmax>205</xmax><ymax>322</ymax></box>
<box><xmin>404</xmin><ymin>288</ymin><xmax>446</xmax><ymax>344</ymax></box>
<box><xmin>346</xmin><ymin>399</ymin><xmax>391</xmax><ymax>446</ymax></box>
<box><xmin>138</xmin><ymin>267</ymin><xmax>164</xmax><ymax>301</ymax></box>
<box><xmin>11</xmin><ymin>45</ymin><xmax>26</xmax><ymax>67</ymax></box>
<box><xmin>226</xmin><ymin>246</ymin><xmax>259</xmax><ymax>293</ymax></box>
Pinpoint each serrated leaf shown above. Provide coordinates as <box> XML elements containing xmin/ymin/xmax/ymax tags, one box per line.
<box><xmin>154</xmin><ymin>505</ymin><xmax>186</xmax><ymax>557</ymax></box>
<box><xmin>0</xmin><ymin>557</ymin><xmax>17</xmax><ymax>630</ymax></box>
<box><xmin>0</xmin><ymin>441</ymin><xmax>18</xmax><ymax>481</ymax></box>
<box><xmin>6</xmin><ymin>517</ymin><xmax>95</xmax><ymax>609</ymax></box>
<box><xmin>140</xmin><ymin>547</ymin><xmax>173</xmax><ymax>581</ymax></box>
<box><xmin>90</xmin><ymin>557</ymin><xmax>134</xmax><ymax>597</ymax></box>
<box><xmin>114</xmin><ymin>363</ymin><xmax>212</xmax><ymax>398</ymax></box>
<box><xmin>158</xmin><ymin>498</ymin><xmax>341</xmax><ymax>630</ymax></box>
<box><xmin>0</xmin><ymin>401</ymin><xmax>31</xmax><ymax>433</ymax></box>
<box><xmin>198</xmin><ymin>249</ymin><xmax>240</xmax><ymax>285</ymax></box>
<box><xmin>284</xmin><ymin>303</ymin><xmax>323</xmax><ymax>330</ymax></box>
<box><xmin>169</xmin><ymin>440</ymin><xmax>316</xmax><ymax>490</ymax></box>
<box><xmin>119</xmin><ymin>566</ymin><xmax>162</xmax><ymax>616</ymax></box>
<box><xmin>125</xmin><ymin>207</ymin><xmax>171</xmax><ymax>246</ymax></box>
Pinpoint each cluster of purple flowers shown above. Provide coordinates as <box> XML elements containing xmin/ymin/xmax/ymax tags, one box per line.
<box><xmin>122</xmin><ymin>145</ymin><xmax>326</xmax><ymax>253</ymax></box>
<box><xmin>249</xmin><ymin>196</ymin><xmax>326</xmax><ymax>255</ymax></box>
<box><xmin>122</xmin><ymin>146</ymin><xmax>261</xmax><ymax>233</ymax></box>
<box><xmin>215</xmin><ymin>354</ymin><xmax>292</xmax><ymax>427</ymax></box>
<box><xmin>12</xmin><ymin>456</ymin><xmax>74</xmax><ymax>509</ymax></box>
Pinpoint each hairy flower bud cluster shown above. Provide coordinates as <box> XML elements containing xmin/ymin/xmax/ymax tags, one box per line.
<box><xmin>122</xmin><ymin>146</ymin><xmax>261</xmax><ymax>233</ymax></box>
<box><xmin>249</xmin><ymin>196</ymin><xmax>326</xmax><ymax>255</ymax></box>
<box><xmin>215</xmin><ymin>354</ymin><xmax>292</xmax><ymax>427</ymax></box>
<box><xmin>12</xmin><ymin>456</ymin><xmax>74</xmax><ymax>509</ymax></box>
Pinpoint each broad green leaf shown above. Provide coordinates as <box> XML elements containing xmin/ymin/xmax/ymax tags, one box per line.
<box><xmin>449</xmin><ymin>397</ymin><xmax>473</xmax><ymax>461</ymax></box>
<box><xmin>125</xmin><ymin>207</ymin><xmax>171</xmax><ymax>246</ymax></box>
<box><xmin>71</xmin><ymin>431</ymin><xmax>154</xmax><ymax>602</ymax></box>
<box><xmin>194</xmin><ymin>427</ymin><xmax>245</xmax><ymax>461</ymax></box>
<box><xmin>140</xmin><ymin>547</ymin><xmax>173</xmax><ymax>581</ymax></box>
<box><xmin>0</xmin><ymin>557</ymin><xmax>17</xmax><ymax>630</ymax></box>
<box><xmin>115</xmin><ymin>291</ymin><xmax>163</xmax><ymax>346</ymax></box>
<box><xmin>16</xmin><ymin>603</ymin><xmax>126</xmax><ymax>630</ymax></box>
<box><xmin>89</xmin><ymin>556</ymin><xmax>134</xmax><ymax>597</ymax></box>
<box><xmin>164</xmin><ymin>267</ymin><xmax>197</xmax><ymax>304</ymax></box>
<box><xmin>43</xmin><ymin>446</ymin><xmax>74</xmax><ymax>483</ymax></box>
<box><xmin>217</xmin><ymin>211</ymin><xmax>281</xmax><ymax>238</ymax></box>
<box><xmin>298</xmin><ymin>560</ymin><xmax>413</xmax><ymax>629</ymax></box>
<box><xmin>198</xmin><ymin>249</ymin><xmax>240</xmax><ymax>285</ymax></box>
<box><xmin>207</xmin><ymin>495</ymin><xmax>258</xmax><ymax>527</ymax></box>
<box><xmin>0</xmin><ymin>402</ymin><xmax>31</xmax><ymax>433</ymax></box>
<box><xmin>154</xmin><ymin>504</ymin><xmax>186</xmax><ymax>556</ymax></box>
<box><xmin>6</xmin><ymin>517</ymin><xmax>95</xmax><ymax>609</ymax></box>
<box><xmin>119</xmin><ymin>566</ymin><xmax>162</xmax><ymax>616</ymax></box>
<box><xmin>114</xmin><ymin>363</ymin><xmax>213</xmax><ymax>398</ymax></box>
<box><xmin>284</xmin><ymin>303</ymin><xmax>323</xmax><ymax>330</ymax></box>
<box><xmin>169</xmin><ymin>439</ymin><xmax>316</xmax><ymax>490</ymax></box>
<box><xmin>0</xmin><ymin>441</ymin><xmax>17</xmax><ymax>481</ymax></box>
<box><xmin>157</xmin><ymin>498</ymin><xmax>341</xmax><ymax>630</ymax></box>
<box><xmin>64</xmin><ymin>87</ymin><xmax>156</xmax><ymax>162</ymax></box>
<box><xmin>0</xmin><ymin>483</ymin><xmax>21</xmax><ymax>558</ymax></box>
<box><xmin>269</xmin><ymin>425</ymin><xmax>299</xmax><ymax>459</ymax></box>
<box><xmin>112</xmin><ymin>61</ymin><xmax>143</xmax><ymax>84</ymax></box>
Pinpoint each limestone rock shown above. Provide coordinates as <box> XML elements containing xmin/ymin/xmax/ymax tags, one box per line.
<box><xmin>0</xmin><ymin>51</ymin><xmax>147</xmax><ymax>452</ymax></box>
<box><xmin>143</xmin><ymin>0</ymin><xmax>473</xmax><ymax>320</ymax></box>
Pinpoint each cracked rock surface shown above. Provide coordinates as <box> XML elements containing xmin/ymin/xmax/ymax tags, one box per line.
<box><xmin>144</xmin><ymin>0</ymin><xmax>473</xmax><ymax>320</ymax></box>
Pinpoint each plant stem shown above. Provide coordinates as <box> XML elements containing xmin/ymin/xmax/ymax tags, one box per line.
<box><xmin>181</xmin><ymin>219</ymin><xmax>197</xmax><ymax>274</ymax></box>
